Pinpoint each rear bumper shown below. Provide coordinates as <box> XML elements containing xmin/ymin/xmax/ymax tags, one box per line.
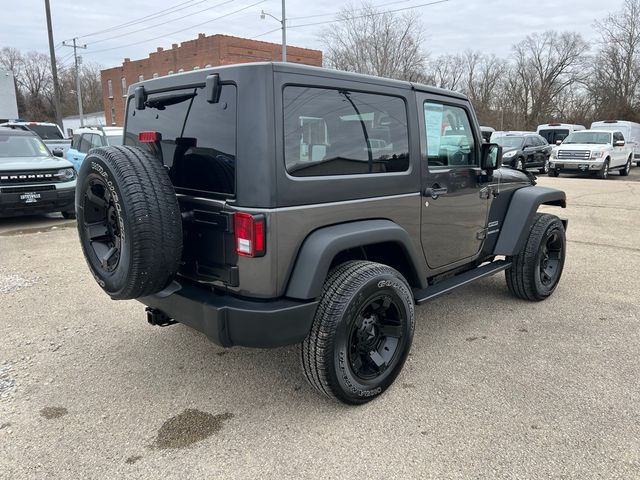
<box><xmin>139</xmin><ymin>280</ymin><xmax>319</xmax><ymax>348</ymax></box>
<box><xmin>0</xmin><ymin>186</ymin><xmax>75</xmax><ymax>217</ymax></box>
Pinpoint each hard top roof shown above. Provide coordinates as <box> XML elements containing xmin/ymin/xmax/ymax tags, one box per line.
<box><xmin>574</xmin><ymin>129</ymin><xmax>616</xmax><ymax>134</ymax></box>
<box><xmin>0</xmin><ymin>127</ymin><xmax>37</xmax><ymax>136</ymax></box>
<box><xmin>128</xmin><ymin>61</ymin><xmax>468</xmax><ymax>100</ymax></box>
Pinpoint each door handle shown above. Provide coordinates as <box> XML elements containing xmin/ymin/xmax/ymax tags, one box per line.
<box><xmin>424</xmin><ymin>185</ymin><xmax>448</xmax><ymax>199</ymax></box>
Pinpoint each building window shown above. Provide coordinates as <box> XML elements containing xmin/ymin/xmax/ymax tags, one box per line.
<box><xmin>153</xmin><ymin>73</ymin><xmax>158</xmax><ymax>78</ymax></box>
<box><xmin>138</xmin><ymin>74</ymin><xmax>144</xmax><ymax>82</ymax></box>
<box><xmin>110</xmin><ymin>107</ymin><xmax>116</xmax><ymax>125</ymax></box>
<box><xmin>168</xmin><ymin>70</ymin><xmax>174</xmax><ymax>75</ymax></box>
<box><xmin>121</xmin><ymin>77</ymin><xmax>127</xmax><ymax>96</ymax></box>
<box><xmin>107</xmin><ymin>79</ymin><xmax>113</xmax><ymax>98</ymax></box>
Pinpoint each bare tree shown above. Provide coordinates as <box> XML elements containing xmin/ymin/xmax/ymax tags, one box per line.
<box><xmin>321</xmin><ymin>2</ymin><xmax>427</xmax><ymax>81</ymax></box>
<box><xmin>0</xmin><ymin>47</ymin><xmax>103</xmax><ymax>122</ymax></box>
<box><xmin>590</xmin><ymin>0</ymin><xmax>640</xmax><ymax>120</ymax></box>
<box><xmin>461</xmin><ymin>51</ymin><xmax>507</xmax><ymax>126</ymax></box>
<box><xmin>426</xmin><ymin>53</ymin><xmax>465</xmax><ymax>90</ymax></box>
<box><xmin>509</xmin><ymin>31</ymin><xmax>589</xmax><ymax>127</ymax></box>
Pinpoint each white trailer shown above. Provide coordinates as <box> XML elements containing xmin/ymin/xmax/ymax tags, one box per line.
<box><xmin>591</xmin><ymin>120</ymin><xmax>640</xmax><ymax>166</ymax></box>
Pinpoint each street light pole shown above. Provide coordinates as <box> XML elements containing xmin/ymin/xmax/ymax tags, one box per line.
<box><xmin>261</xmin><ymin>2</ymin><xmax>287</xmax><ymax>62</ymax></box>
<box><xmin>62</xmin><ymin>38</ymin><xmax>87</xmax><ymax>127</ymax></box>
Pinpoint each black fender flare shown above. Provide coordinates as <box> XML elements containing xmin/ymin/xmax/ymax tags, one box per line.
<box><xmin>285</xmin><ymin>219</ymin><xmax>427</xmax><ymax>300</ymax></box>
<box><xmin>493</xmin><ymin>186</ymin><xmax>566</xmax><ymax>256</ymax></box>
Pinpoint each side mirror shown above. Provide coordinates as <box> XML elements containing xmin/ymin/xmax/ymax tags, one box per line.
<box><xmin>481</xmin><ymin>142</ymin><xmax>502</xmax><ymax>171</ymax></box>
<box><xmin>615</xmin><ymin>140</ymin><xmax>625</xmax><ymax>147</ymax></box>
<box><xmin>52</xmin><ymin>148</ymin><xmax>63</xmax><ymax>157</ymax></box>
<box><xmin>556</xmin><ymin>140</ymin><xmax>562</xmax><ymax>145</ymax></box>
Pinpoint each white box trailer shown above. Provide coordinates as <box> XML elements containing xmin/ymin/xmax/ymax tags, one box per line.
<box><xmin>591</xmin><ymin>120</ymin><xmax>640</xmax><ymax>166</ymax></box>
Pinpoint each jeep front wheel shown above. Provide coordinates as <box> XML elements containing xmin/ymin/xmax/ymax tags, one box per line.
<box><xmin>505</xmin><ymin>213</ymin><xmax>566</xmax><ymax>301</ymax></box>
<box><xmin>76</xmin><ymin>146</ymin><xmax>183</xmax><ymax>300</ymax></box>
<box><xmin>301</xmin><ymin>261</ymin><xmax>415</xmax><ymax>404</ymax></box>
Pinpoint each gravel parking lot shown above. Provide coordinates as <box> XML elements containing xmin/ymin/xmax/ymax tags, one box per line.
<box><xmin>1</xmin><ymin>169</ymin><xmax>639</xmax><ymax>479</ymax></box>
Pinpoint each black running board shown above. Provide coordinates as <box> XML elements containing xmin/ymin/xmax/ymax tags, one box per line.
<box><xmin>413</xmin><ymin>260</ymin><xmax>511</xmax><ymax>305</ymax></box>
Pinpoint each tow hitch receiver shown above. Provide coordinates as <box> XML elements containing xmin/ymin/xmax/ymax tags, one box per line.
<box><xmin>146</xmin><ymin>307</ymin><xmax>178</xmax><ymax>327</ymax></box>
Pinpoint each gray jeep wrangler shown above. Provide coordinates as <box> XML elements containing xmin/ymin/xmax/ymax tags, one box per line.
<box><xmin>76</xmin><ymin>62</ymin><xmax>567</xmax><ymax>404</ymax></box>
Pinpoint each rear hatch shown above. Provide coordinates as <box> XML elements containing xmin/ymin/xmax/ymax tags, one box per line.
<box><xmin>124</xmin><ymin>82</ymin><xmax>239</xmax><ymax>287</ymax></box>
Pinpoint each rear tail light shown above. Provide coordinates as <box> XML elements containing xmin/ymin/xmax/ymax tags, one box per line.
<box><xmin>234</xmin><ymin>212</ymin><xmax>266</xmax><ymax>257</ymax></box>
<box><xmin>138</xmin><ymin>131</ymin><xmax>162</xmax><ymax>142</ymax></box>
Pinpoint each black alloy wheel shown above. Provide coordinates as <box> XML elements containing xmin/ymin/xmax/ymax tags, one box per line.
<box><xmin>538</xmin><ymin>230</ymin><xmax>563</xmax><ymax>287</ymax></box>
<box><xmin>347</xmin><ymin>292</ymin><xmax>406</xmax><ymax>382</ymax></box>
<box><xmin>82</xmin><ymin>176</ymin><xmax>122</xmax><ymax>274</ymax></box>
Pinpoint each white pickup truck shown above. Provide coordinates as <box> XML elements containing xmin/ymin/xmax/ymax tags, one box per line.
<box><xmin>549</xmin><ymin>129</ymin><xmax>633</xmax><ymax>179</ymax></box>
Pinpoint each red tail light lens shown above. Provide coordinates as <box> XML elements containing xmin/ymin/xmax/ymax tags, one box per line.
<box><xmin>234</xmin><ymin>212</ymin><xmax>266</xmax><ymax>257</ymax></box>
<box><xmin>138</xmin><ymin>131</ymin><xmax>162</xmax><ymax>142</ymax></box>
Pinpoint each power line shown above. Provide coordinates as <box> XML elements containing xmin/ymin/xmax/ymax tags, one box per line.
<box><xmin>288</xmin><ymin>0</ymin><xmax>449</xmax><ymax>29</ymax></box>
<box><xmin>252</xmin><ymin>27</ymin><xmax>281</xmax><ymax>39</ymax></box>
<box><xmin>288</xmin><ymin>0</ymin><xmax>414</xmax><ymax>21</ymax></box>
<box><xmin>72</xmin><ymin>0</ymin><xmax>209</xmax><ymax>40</ymax></box>
<box><xmin>84</xmin><ymin>0</ymin><xmax>266</xmax><ymax>56</ymax></box>
<box><xmin>89</xmin><ymin>0</ymin><xmax>234</xmax><ymax>46</ymax></box>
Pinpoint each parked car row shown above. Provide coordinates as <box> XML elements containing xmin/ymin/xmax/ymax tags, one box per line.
<box><xmin>0</xmin><ymin>124</ymin><xmax>124</xmax><ymax>218</ymax></box>
<box><xmin>0</xmin><ymin>127</ymin><xmax>76</xmax><ymax>218</ymax></box>
<box><xmin>482</xmin><ymin>120</ymin><xmax>640</xmax><ymax>179</ymax></box>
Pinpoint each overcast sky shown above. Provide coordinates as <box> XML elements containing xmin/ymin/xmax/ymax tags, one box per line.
<box><xmin>1</xmin><ymin>0</ymin><xmax>623</xmax><ymax>70</ymax></box>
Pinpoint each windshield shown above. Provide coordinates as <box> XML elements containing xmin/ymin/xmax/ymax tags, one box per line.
<box><xmin>563</xmin><ymin>132</ymin><xmax>611</xmax><ymax>144</ymax></box>
<box><xmin>494</xmin><ymin>136</ymin><xmax>524</xmax><ymax>149</ymax></box>
<box><xmin>0</xmin><ymin>135</ymin><xmax>50</xmax><ymax>157</ymax></box>
<box><xmin>105</xmin><ymin>135</ymin><xmax>123</xmax><ymax>146</ymax></box>
<box><xmin>539</xmin><ymin>129</ymin><xmax>569</xmax><ymax>144</ymax></box>
<box><xmin>29</xmin><ymin>124</ymin><xmax>64</xmax><ymax>140</ymax></box>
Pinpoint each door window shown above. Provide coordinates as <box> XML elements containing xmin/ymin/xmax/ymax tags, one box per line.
<box><xmin>90</xmin><ymin>134</ymin><xmax>103</xmax><ymax>149</ymax></box>
<box><xmin>614</xmin><ymin>132</ymin><xmax>624</xmax><ymax>143</ymax></box>
<box><xmin>424</xmin><ymin>102</ymin><xmax>477</xmax><ymax>168</ymax></box>
<box><xmin>78</xmin><ymin>134</ymin><xmax>91</xmax><ymax>154</ymax></box>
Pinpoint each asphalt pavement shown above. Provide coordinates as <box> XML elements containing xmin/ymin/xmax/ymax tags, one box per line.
<box><xmin>0</xmin><ymin>169</ymin><xmax>639</xmax><ymax>479</ymax></box>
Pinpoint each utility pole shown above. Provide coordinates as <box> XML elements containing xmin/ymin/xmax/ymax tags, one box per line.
<box><xmin>260</xmin><ymin>0</ymin><xmax>287</xmax><ymax>62</ymax></box>
<box><xmin>44</xmin><ymin>0</ymin><xmax>63</xmax><ymax>130</ymax></box>
<box><xmin>62</xmin><ymin>38</ymin><xmax>87</xmax><ymax>127</ymax></box>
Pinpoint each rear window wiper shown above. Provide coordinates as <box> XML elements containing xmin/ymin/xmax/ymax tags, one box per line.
<box><xmin>145</xmin><ymin>92</ymin><xmax>196</xmax><ymax>110</ymax></box>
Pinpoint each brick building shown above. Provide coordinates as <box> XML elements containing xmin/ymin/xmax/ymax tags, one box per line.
<box><xmin>101</xmin><ymin>33</ymin><xmax>323</xmax><ymax>126</ymax></box>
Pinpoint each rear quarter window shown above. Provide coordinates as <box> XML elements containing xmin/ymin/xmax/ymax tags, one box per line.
<box><xmin>283</xmin><ymin>86</ymin><xmax>409</xmax><ymax>177</ymax></box>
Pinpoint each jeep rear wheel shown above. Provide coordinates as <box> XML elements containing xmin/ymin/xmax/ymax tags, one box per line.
<box><xmin>506</xmin><ymin>213</ymin><xmax>566</xmax><ymax>301</ymax></box>
<box><xmin>301</xmin><ymin>261</ymin><xmax>415</xmax><ymax>404</ymax></box>
<box><xmin>76</xmin><ymin>146</ymin><xmax>183</xmax><ymax>300</ymax></box>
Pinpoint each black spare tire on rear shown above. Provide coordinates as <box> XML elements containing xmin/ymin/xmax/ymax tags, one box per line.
<box><xmin>76</xmin><ymin>146</ymin><xmax>183</xmax><ymax>300</ymax></box>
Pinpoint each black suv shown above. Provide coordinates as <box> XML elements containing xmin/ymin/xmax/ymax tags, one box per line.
<box><xmin>75</xmin><ymin>63</ymin><xmax>568</xmax><ymax>404</ymax></box>
<box><xmin>492</xmin><ymin>132</ymin><xmax>552</xmax><ymax>173</ymax></box>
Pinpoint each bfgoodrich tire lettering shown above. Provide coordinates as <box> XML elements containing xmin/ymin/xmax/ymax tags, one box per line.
<box><xmin>76</xmin><ymin>146</ymin><xmax>183</xmax><ymax>300</ymax></box>
<box><xmin>505</xmin><ymin>213</ymin><xmax>566</xmax><ymax>301</ymax></box>
<box><xmin>301</xmin><ymin>261</ymin><xmax>415</xmax><ymax>404</ymax></box>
